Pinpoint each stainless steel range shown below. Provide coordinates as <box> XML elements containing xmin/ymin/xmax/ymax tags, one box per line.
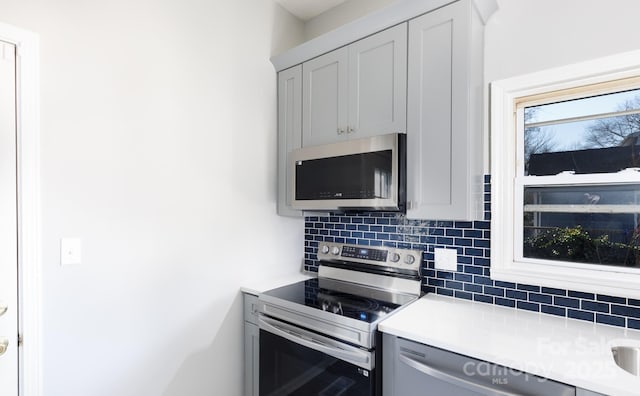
<box><xmin>258</xmin><ymin>243</ymin><xmax>422</xmax><ymax>396</ymax></box>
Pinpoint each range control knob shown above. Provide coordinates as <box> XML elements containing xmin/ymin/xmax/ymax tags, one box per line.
<box><xmin>320</xmin><ymin>245</ymin><xmax>330</xmax><ymax>254</ymax></box>
<box><xmin>389</xmin><ymin>253</ymin><xmax>401</xmax><ymax>263</ymax></box>
<box><xmin>404</xmin><ymin>255</ymin><xmax>416</xmax><ymax>265</ymax></box>
<box><xmin>331</xmin><ymin>246</ymin><xmax>340</xmax><ymax>255</ymax></box>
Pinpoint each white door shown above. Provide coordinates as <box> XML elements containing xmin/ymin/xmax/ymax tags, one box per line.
<box><xmin>0</xmin><ymin>39</ymin><xmax>19</xmax><ymax>396</ymax></box>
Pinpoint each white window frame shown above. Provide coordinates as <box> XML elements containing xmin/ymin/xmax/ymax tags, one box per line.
<box><xmin>490</xmin><ymin>50</ymin><xmax>640</xmax><ymax>299</ymax></box>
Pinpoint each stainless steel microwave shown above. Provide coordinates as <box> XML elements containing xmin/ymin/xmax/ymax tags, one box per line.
<box><xmin>291</xmin><ymin>133</ymin><xmax>406</xmax><ymax>212</ymax></box>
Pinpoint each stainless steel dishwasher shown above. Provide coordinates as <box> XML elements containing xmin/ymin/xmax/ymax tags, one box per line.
<box><xmin>383</xmin><ymin>334</ymin><xmax>576</xmax><ymax>396</ymax></box>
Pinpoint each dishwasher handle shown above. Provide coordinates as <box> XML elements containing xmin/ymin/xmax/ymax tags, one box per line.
<box><xmin>399</xmin><ymin>353</ymin><xmax>523</xmax><ymax>396</ymax></box>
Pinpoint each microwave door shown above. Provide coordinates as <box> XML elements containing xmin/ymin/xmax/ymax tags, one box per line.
<box><xmin>295</xmin><ymin>151</ymin><xmax>392</xmax><ymax>200</ymax></box>
<box><xmin>290</xmin><ymin>133</ymin><xmax>405</xmax><ymax>211</ymax></box>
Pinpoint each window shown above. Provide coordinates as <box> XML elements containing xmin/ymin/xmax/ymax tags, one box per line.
<box><xmin>491</xmin><ymin>51</ymin><xmax>640</xmax><ymax>298</ymax></box>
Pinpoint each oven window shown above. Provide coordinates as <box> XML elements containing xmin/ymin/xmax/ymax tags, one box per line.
<box><xmin>259</xmin><ymin>330</ymin><xmax>374</xmax><ymax>396</ymax></box>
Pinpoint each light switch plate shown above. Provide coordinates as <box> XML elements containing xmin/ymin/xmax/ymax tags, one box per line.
<box><xmin>60</xmin><ymin>238</ymin><xmax>82</xmax><ymax>266</ymax></box>
<box><xmin>434</xmin><ymin>248</ymin><xmax>457</xmax><ymax>271</ymax></box>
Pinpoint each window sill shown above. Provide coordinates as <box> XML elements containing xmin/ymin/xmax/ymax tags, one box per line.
<box><xmin>491</xmin><ymin>262</ymin><xmax>640</xmax><ymax>299</ymax></box>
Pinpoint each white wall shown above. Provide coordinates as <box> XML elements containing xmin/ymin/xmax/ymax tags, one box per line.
<box><xmin>483</xmin><ymin>0</ymin><xmax>640</xmax><ymax>170</ymax></box>
<box><xmin>484</xmin><ymin>0</ymin><xmax>640</xmax><ymax>82</ymax></box>
<box><xmin>304</xmin><ymin>0</ymin><xmax>396</xmax><ymax>40</ymax></box>
<box><xmin>0</xmin><ymin>0</ymin><xmax>304</xmax><ymax>395</ymax></box>
<box><xmin>304</xmin><ymin>0</ymin><xmax>640</xmax><ymax>79</ymax></box>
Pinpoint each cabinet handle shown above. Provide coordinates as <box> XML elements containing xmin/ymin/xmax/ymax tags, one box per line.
<box><xmin>337</xmin><ymin>128</ymin><xmax>345</xmax><ymax>135</ymax></box>
<box><xmin>0</xmin><ymin>304</ymin><xmax>7</xmax><ymax>316</ymax></box>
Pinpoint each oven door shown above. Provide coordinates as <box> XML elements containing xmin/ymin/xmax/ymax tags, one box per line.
<box><xmin>258</xmin><ymin>316</ymin><xmax>375</xmax><ymax>396</ymax></box>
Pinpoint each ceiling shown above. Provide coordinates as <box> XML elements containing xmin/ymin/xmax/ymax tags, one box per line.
<box><xmin>275</xmin><ymin>0</ymin><xmax>348</xmax><ymax>21</ymax></box>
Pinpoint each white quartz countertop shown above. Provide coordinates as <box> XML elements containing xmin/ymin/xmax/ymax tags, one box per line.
<box><xmin>378</xmin><ymin>294</ymin><xmax>640</xmax><ymax>396</ymax></box>
<box><xmin>240</xmin><ymin>272</ymin><xmax>315</xmax><ymax>295</ymax></box>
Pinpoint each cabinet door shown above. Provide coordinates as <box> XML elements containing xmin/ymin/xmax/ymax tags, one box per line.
<box><xmin>243</xmin><ymin>293</ymin><xmax>259</xmax><ymax>396</ymax></box>
<box><xmin>243</xmin><ymin>293</ymin><xmax>259</xmax><ymax>325</ymax></box>
<box><xmin>348</xmin><ymin>23</ymin><xmax>407</xmax><ymax>139</ymax></box>
<box><xmin>244</xmin><ymin>321</ymin><xmax>259</xmax><ymax>396</ymax></box>
<box><xmin>406</xmin><ymin>0</ymin><xmax>483</xmax><ymax>220</ymax></box>
<box><xmin>302</xmin><ymin>47</ymin><xmax>348</xmax><ymax>147</ymax></box>
<box><xmin>277</xmin><ymin>66</ymin><xmax>302</xmax><ymax>217</ymax></box>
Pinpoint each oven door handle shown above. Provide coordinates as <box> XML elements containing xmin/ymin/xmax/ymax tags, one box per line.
<box><xmin>258</xmin><ymin>316</ymin><xmax>372</xmax><ymax>370</ymax></box>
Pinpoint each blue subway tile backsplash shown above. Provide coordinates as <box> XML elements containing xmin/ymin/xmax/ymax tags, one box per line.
<box><xmin>303</xmin><ymin>174</ymin><xmax>640</xmax><ymax>330</ymax></box>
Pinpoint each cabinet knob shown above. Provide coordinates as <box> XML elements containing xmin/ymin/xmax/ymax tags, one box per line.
<box><xmin>347</xmin><ymin>127</ymin><xmax>355</xmax><ymax>134</ymax></box>
<box><xmin>337</xmin><ymin>128</ymin><xmax>345</xmax><ymax>135</ymax></box>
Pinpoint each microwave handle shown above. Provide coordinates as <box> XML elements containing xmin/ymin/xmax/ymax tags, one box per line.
<box><xmin>259</xmin><ymin>316</ymin><xmax>371</xmax><ymax>369</ymax></box>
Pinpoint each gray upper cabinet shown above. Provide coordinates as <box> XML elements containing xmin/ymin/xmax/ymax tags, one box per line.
<box><xmin>347</xmin><ymin>24</ymin><xmax>407</xmax><ymax>141</ymax></box>
<box><xmin>302</xmin><ymin>47</ymin><xmax>348</xmax><ymax>147</ymax></box>
<box><xmin>277</xmin><ymin>65</ymin><xmax>302</xmax><ymax>217</ymax></box>
<box><xmin>273</xmin><ymin>0</ymin><xmax>497</xmax><ymax>218</ymax></box>
<box><xmin>406</xmin><ymin>0</ymin><xmax>487</xmax><ymax>220</ymax></box>
<box><xmin>302</xmin><ymin>23</ymin><xmax>407</xmax><ymax>147</ymax></box>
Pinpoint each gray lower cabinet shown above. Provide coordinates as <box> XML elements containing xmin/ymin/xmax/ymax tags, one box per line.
<box><xmin>243</xmin><ymin>292</ymin><xmax>259</xmax><ymax>396</ymax></box>
<box><xmin>576</xmin><ymin>390</ymin><xmax>606</xmax><ymax>396</ymax></box>
<box><xmin>383</xmin><ymin>334</ymin><xmax>576</xmax><ymax>396</ymax></box>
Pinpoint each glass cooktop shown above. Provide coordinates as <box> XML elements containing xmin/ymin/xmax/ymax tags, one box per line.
<box><xmin>262</xmin><ymin>278</ymin><xmax>404</xmax><ymax>324</ymax></box>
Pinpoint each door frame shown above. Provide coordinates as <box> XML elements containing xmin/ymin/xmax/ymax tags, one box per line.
<box><xmin>0</xmin><ymin>22</ymin><xmax>41</xmax><ymax>396</ymax></box>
